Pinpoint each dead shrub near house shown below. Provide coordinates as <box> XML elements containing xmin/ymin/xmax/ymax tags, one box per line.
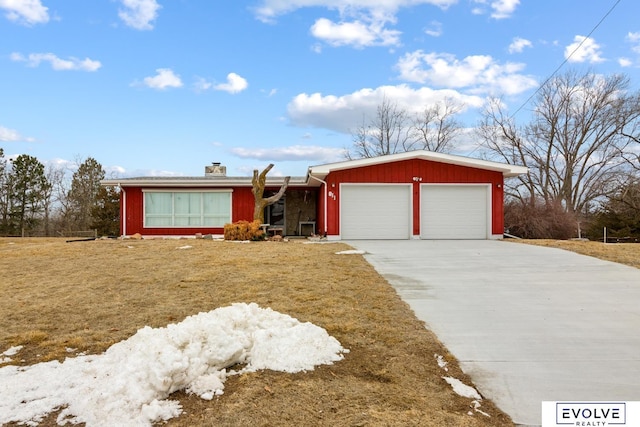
<box><xmin>223</xmin><ymin>220</ymin><xmax>265</xmax><ymax>241</ymax></box>
<box><xmin>505</xmin><ymin>199</ymin><xmax>577</xmax><ymax>239</ymax></box>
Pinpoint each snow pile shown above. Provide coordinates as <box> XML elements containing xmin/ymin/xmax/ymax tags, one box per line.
<box><xmin>0</xmin><ymin>345</ymin><xmax>23</xmax><ymax>364</ymax></box>
<box><xmin>335</xmin><ymin>250</ymin><xmax>366</xmax><ymax>255</ymax></box>
<box><xmin>0</xmin><ymin>303</ymin><xmax>348</xmax><ymax>427</ymax></box>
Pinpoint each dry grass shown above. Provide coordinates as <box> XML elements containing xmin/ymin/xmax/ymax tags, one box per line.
<box><xmin>512</xmin><ymin>239</ymin><xmax>640</xmax><ymax>270</ymax></box>
<box><xmin>0</xmin><ymin>238</ymin><xmax>513</xmax><ymax>427</ymax></box>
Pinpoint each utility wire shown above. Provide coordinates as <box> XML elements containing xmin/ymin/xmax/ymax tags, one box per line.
<box><xmin>509</xmin><ymin>0</ymin><xmax>623</xmax><ymax>120</ymax></box>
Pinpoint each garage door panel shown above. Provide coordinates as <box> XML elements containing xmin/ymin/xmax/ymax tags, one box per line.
<box><xmin>341</xmin><ymin>185</ymin><xmax>410</xmax><ymax>240</ymax></box>
<box><xmin>421</xmin><ymin>186</ymin><xmax>488</xmax><ymax>239</ymax></box>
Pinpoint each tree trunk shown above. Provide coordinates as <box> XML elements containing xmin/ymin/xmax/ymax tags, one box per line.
<box><xmin>251</xmin><ymin>164</ymin><xmax>290</xmax><ymax>224</ymax></box>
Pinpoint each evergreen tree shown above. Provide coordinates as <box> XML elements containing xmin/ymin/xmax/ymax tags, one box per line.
<box><xmin>91</xmin><ymin>185</ymin><xmax>120</xmax><ymax>236</ymax></box>
<box><xmin>8</xmin><ymin>155</ymin><xmax>50</xmax><ymax>235</ymax></box>
<box><xmin>588</xmin><ymin>179</ymin><xmax>640</xmax><ymax>239</ymax></box>
<box><xmin>67</xmin><ymin>157</ymin><xmax>105</xmax><ymax>230</ymax></box>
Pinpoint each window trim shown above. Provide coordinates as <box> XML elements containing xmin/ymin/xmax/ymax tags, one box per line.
<box><xmin>143</xmin><ymin>189</ymin><xmax>233</xmax><ymax>228</ymax></box>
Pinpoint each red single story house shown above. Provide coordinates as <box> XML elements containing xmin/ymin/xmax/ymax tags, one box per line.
<box><xmin>101</xmin><ymin>150</ymin><xmax>527</xmax><ymax>240</ymax></box>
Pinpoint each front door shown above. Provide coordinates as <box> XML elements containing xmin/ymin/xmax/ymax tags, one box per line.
<box><xmin>265</xmin><ymin>196</ymin><xmax>285</xmax><ymax>231</ymax></box>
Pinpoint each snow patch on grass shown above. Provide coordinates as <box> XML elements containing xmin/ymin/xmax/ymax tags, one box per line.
<box><xmin>0</xmin><ymin>345</ymin><xmax>23</xmax><ymax>364</ymax></box>
<box><xmin>0</xmin><ymin>303</ymin><xmax>348</xmax><ymax>427</ymax></box>
<box><xmin>442</xmin><ymin>376</ymin><xmax>482</xmax><ymax>400</ymax></box>
<box><xmin>335</xmin><ymin>250</ymin><xmax>366</xmax><ymax>255</ymax></box>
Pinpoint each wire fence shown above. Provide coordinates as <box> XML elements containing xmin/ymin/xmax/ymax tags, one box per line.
<box><xmin>1</xmin><ymin>229</ymin><xmax>99</xmax><ymax>238</ymax></box>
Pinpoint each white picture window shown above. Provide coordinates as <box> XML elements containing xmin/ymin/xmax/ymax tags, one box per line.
<box><xmin>144</xmin><ymin>191</ymin><xmax>231</xmax><ymax>227</ymax></box>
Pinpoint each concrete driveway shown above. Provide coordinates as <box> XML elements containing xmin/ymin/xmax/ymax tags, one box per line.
<box><xmin>346</xmin><ymin>240</ymin><xmax>640</xmax><ymax>427</ymax></box>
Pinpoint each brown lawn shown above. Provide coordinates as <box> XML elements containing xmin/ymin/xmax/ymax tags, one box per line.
<box><xmin>0</xmin><ymin>237</ymin><xmax>513</xmax><ymax>427</ymax></box>
<box><xmin>511</xmin><ymin>239</ymin><xmax>640</xmax><ymax>270</ymax></box>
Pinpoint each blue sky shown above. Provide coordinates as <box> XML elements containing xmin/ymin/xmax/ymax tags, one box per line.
<box><xmin>1</xmin><ymin>0</ymin><xmax>639</xmax><ymax>178</ymax></box>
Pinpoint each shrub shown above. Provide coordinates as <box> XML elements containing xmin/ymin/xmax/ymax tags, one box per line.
<box><xmin>223</xmin><ymin>220</ymin><xmax>265</xmax><ymax>241</ymax></box>
<box><xmin>505</xmin><ymin>199</ymin><xmax>578</xmax><ymax>239</ymax></box>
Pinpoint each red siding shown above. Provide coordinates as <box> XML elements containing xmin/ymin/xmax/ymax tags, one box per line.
<box><xmin>324</xmin><ymin>159</ymin><xmax>504</xmax><ymax>237</ymax></box>
<box><xmin>122</xmin><ymin>186</ymin><xmax>256</xmax><ymax>236</ymax></box>
<box><xmin>120</xmin><ymin>185</ymin><xmax>313</xmax><ymax>236</ymax></box>
<box><xmin>117</xmin><ymin>158</ymin><xmax>506</xmax><ymax>238</ymax></box>
<box><xmin>316</xmin><ymin>185</ymin><xmax>326</xmax><ymax>236</ymax></box>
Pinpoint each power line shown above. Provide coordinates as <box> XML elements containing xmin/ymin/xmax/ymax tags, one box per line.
<box><xmin>509</xmin><ymin>0</ymin><xmax>623</xmax><ymax>119</ymax></box>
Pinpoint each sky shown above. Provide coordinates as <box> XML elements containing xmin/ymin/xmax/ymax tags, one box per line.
<box><xmin>1</xmin><ymin>0</ymin><xmax>639</xmax><ymax>178</ymax></box>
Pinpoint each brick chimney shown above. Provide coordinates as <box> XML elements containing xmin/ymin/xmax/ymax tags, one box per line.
<box><xmin>205</xmin><ymin>162</ymin><xmax>226</xmax><ymax>177</ymax></box>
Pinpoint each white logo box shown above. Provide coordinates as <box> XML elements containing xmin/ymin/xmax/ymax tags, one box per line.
<box><xmin>542</xmin><ymin>401</ymin><xmax>640</xmax><ymax>427</ymax></box>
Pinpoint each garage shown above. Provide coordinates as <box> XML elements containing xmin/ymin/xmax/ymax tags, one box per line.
<box><xmin>420</xmin><ymin>185</ymin><xmax>489</xmax><ymax>239</ymax></box>
<box><xmin>341</xmin><ymin>184</ymin><xmax>411</xmax><ymax>239</ymax></box>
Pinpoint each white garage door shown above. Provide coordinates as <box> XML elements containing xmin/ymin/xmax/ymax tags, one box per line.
<box><xmin>341</xmin><ymin>185</ymin><xmax>411</xmax><ymax>240</ymax></box>
<box><xmin>421</xmin><ymin>185</ymin><xmax>489</xmax><ymax>239</ymax></box>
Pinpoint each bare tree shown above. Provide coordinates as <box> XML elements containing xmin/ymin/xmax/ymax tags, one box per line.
<box><xmin>252</xmin><ymin>164</ymin><xmax>290</xmax><ymax>224</ymax></box>
<box><xmin>478</xmin><ymin>70</ymin><xmax>640</xmax><ymax>215</ymax></box>
<box><xmin>620</xmin><ymin>130</ymin><xmax>640</xmax><ymax>172</ymax></box>
<box><xmin>347</xmin><ymin>96</ymin><xmax>413</xmax><ymax>159</ymax></box>
<box><xmin>42</xmin><ymin>164</ymin><xmax>66</xmax><ymax>236</ymax></box>
<box><xmin>348</xmin><ymin>96</ymin><xmax>464</xmax><ymax>159</ymax></box>
<box><xmin>410</xmin><ymin>98</ymin><xmax>463</xmax><ymax>153</ymax></box>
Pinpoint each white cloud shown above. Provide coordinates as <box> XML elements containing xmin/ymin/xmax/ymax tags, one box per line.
<box><xmin>142</xmin><ymin>68</ymin><xmax>183</xmax><ymax>90</ymax></box>
<box><xmin>0</xmin><ymin>126</ymin><xmax>35</xmax><ymax>142</ymax></box>
<box><xmin>618</xmin><ymin>57</ymin><xmax>633</xmax><ymax>67</ymax></box>
<box><xmin>259</xmin><ymin>88</ymin><xmax>278</xmax><ymax>97</ymax></box>
<box><xmin>45</xmin><ymin>157</ymin><xmax>76</xmax><ymax>170</ymax></box>
<box><xmin>287</xmin><ymin>84</ymin><xmax>484</xmax><ymax>134</ymax></box>
<box><xmin>395</xmin><ymin>50</ymin><xmax>537</xmax><ymax>95</ymax></box>
<box><xmin>118</xmin><ymin>0</ymin><xmax>161</xmax><ymax>30</ymax></box>
<box><xmin>310</xmin><ymin>17</ymin><xmax>401</xmax><ymax>47</ymax></box>
<box><xmin>565</xmin><ymin>35</ymin><xmax>605</xmax><ymax>64</ymax></box>
<box><xmin>193</xmin><ymin>77</ymin><xmax>212</xmax><ymax>92</ymax></box>
<box><xmin>231</xmin><ymin>145</ymin><xmax>345</xmax><ymax>163</ymax></box>
<box><xmin>489</xmin><ymin>0</ymin><xmax>519</xmax><ymax>19</ymax></box>
<box><xmin>253</xmin><ymin>0</ymin><xmax>457</xmax><ymax>23</ymax></box>
<box><xmin>10</xmin><ymin>52</ymin><xmax>102</xmax><ymax>71</ymax></box>
<box><xmin>425</xmin><ymin>20</ymin><xmax>443</xmax><ymax>37</ymax></box>
<box><xmin>0</xmin><ymin>0</ymin><xmax>48</xmax><ymax>25</ymax></box>
<box><xmin>214</xmin><ymin>73</ymin><xmax>248</xmax><ymax>94</ymax></box>
<box><xmin>253</xmin><ymin>0</ymin><xmax>454</xmax><ymax>48</ymax></box>
<box><xmin>508</xmin><ymin>37</ymin><xmax>532</xmax><ymax>54</ymax></box>
<box><xmin>195</xmin><ymin>74</ymin><xmax>249</xmax><ymax>94</ymax></box>
<box><xmin>627</xmin><ymin>32</ymin><xmax>640</xmax><ymax>54</ymax></box>
<box><xmin>471</xmin><ymin>0</ymin><xmax>519</xmax><ymax>19</ymax></box>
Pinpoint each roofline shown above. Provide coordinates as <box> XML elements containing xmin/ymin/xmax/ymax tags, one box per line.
<box><xmin>101</xmin><ymin>151</ymin><xmax>528</xmax><ymax>188</ymax></box>
<box><xmin>307</xmin><ymin>150</ymin><xmax>528</xmax><ymax>178</ymax></box>
<box><xmin>100</xmin><ymin>177</ymin><xmax>314</xmax><ymax>188</ymax></box>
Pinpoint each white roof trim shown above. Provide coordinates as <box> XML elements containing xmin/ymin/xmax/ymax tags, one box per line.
<box><xmin>308</xmin><ymin>150</ymin><xmax>528</xmax><ymax>178</ymax></box>
<box><xmin>101</xmin><ymin>177</ymin><xmax>309</xmax><ymax>188</ymax></box>
<box><xmin>101</xmin><ymin>151</ymin><xmax>527</xmax><ymax>188</ymax></box>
